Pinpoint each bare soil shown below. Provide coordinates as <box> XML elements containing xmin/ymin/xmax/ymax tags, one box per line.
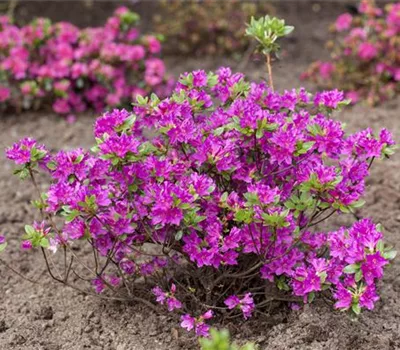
<box><xmin>1</xmin><ymin>2</ymin><xmax>400</xmax><ymax>350</ymax></box>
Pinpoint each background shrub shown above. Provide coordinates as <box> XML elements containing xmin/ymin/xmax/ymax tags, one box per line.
<box><xmin>151</xmin><ymin>0</ymin><xmax>275</xmax><ymax>57</ymax></box>
<box><xmin>302</xmin><ymin>0</ymin><xmax>400</xmax><ymax>105</ymax></box>
<box><xmin>0</xmin><ymin>7</ymin><xmax>173</xmax><ymax>116</ymax></box>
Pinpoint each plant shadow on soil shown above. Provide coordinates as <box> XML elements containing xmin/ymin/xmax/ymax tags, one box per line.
<box><xmin>1</xmin><ymin>2</ymin><xmax>400</xmax><ymax>350</ymax></box>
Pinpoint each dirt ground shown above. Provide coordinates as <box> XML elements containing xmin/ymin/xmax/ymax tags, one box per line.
<box><xmin>1</xmin><ymin>2</ymin><xmax>400</xmax><ymax>350</ymax></box>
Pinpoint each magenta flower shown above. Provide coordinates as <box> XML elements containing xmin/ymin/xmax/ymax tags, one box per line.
<box><xmin>21</xmin><ymin>240</ymin><xmax>32</xmax><ymax>250</ymax></box>
<box><xmin>359</xmin><ymin>285</ymin><xmax>379</xmax><ymax>310</ymax></box>
<box><xmin>361</xmin><ymin>252</ymin><xmax>388</xmax><ymax>285</ymax></box>
<box><xmin>333</xmin><ymin>284</ymin><xmax>353</xmax><ymax>309</ymax></box>
<box><xmin>92</xmin><ymin>277</ymin><xmax>105</xmax><ymax>294</ymax></box>
<box><xmin>180</xmin><ymin>310</ymin><xmax>213</xmax><ymax>336</ymax></box>
<box><xmin>224</xmin><ymin>293</ymin><xmax>254</xmax><ymax>319</ymax></box>
<box><xmin>6</xmin><ymin>138</ymin><xmax>48</xmax><ymax>165</ymax></box>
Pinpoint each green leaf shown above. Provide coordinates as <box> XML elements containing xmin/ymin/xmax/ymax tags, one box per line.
<box><xmin>283</xmin><ymin>26</ymin><xmax>295</xmax><ymax>35</ymax></box>
<box><xmin>73</xmin><ymin>154</ymin><xmax>84</xmax><ymax>164</ymax></box>
<box><xmin>0</xmin><ymin>242</ymin><xmax>7</xmax><ymax>253</ymax></box>
<box><xmin>175</xmin><ymin>230</ymin><xmax>183</xmax><ymax>241</ymax></box>
<box><xmin>307</xmin><ymin>292</ymin><xmax>315</xmax><ymax>304</ymax></box>
<box><xmin>383</xmin><ymin>250</ymin><xmax>397</xmax><ymax>260</ymax></box>
<box><xmin>355</xmin><ymin>270</ymin><xmax>363</xmax><ymax>283</ymax></box>
<box><xmin>343</xmin><ymin>264</ymin><xmax>360</xmax><ymax>274</ymax></box>
<box><xmin>220</xmin><ymin>192</ymin><xmax>228</xmax><ymax>203</ymax></box>
<box><xmin>376</xmin><ymin>240</ymin><xmax>385</xmax><ymax>253</ymax></box>
<box><xmin>350</xmin><ymin>200</ymin><xmax>365</xmax><ymax>209</ymax></box>
<box><xmin>24</xmin><ymin>225</ymin><xmax>35</xmax><ymax>236</ymax></box>
<box><xmin>351</xmin><ymin>303</ymin><xmax>361</xmax><ymax>315</ymax></box>
<box><xmin>276</xmin><ymin>276</ymin><xmax>290</xmax><ymax>291</ymax></box>
<box><xmin>214</xmin><ymin>127</ymin><xmax>225</xmax><ymax>136</ymax></box>
<box><xmin>40</xmin><ymin>237</ymin><xmax>50</xmax><ymax>248</ymax></box>
<box><xmin>46</xmin><ymin>161</ymin><xmax>57</xmax><ymax>170</ymax></box>
<box><xmin>234</xmin><ymin>209</ymin><xmax>253</xmax><ymax>224</ymax></box>
<box><xmin>13</xmin><ymin>167</ymin><xmax>30</xmax><ymax>180</ymax></box>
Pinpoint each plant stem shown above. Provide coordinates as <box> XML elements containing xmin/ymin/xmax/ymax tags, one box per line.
<box><xmin>266</xmin><ymin>53</ymin><xmax>274</xmax><ymax>92</ymax></box>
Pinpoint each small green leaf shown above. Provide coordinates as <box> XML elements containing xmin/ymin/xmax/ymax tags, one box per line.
<box><xmin>40</xmin><ymin>237</ymin><xmax>50</xmax><ymax>248</ymax></box>
<box><xmin>343</xmin><ymin>264</ymin><xmax>360</xmax><ymax>274</ymax></box>
<box><xmin>46</xmin><ymin>161</ymin><xmax>57</xmax><ymax>170</ymax></box>
<box><xmin>352</xmin><ymin>303</ymin><xmax>361</xmax><ymax>315</ymax></box>
<box><xmin>0</xmin><ymin>242</ymin><xmax>7</xmax><ymax>253</ymax></box>
<box><xmin>355</xmin><ymin>270</ymin><xmax>363</xmax><ymax>282</ymax></box>
<box><xmin>376</xmin><ymin>240</ymin><xmax>384</xmax><ymax>253</ymax></box>
<box><xmin>350</xmin><ymin>200</ymin><xmax>365</xmax><ymax>209</ymax></box>
<box><xmin>24</xmin><ymin>225</ymin><xmax>35</xmax><ymax>236</ymax></box>
<box><xmin>383</xmin><ymin>250</ymin><xmax>397</xmax><ymax>260</ymax></box>
<box><xmin>307</xmin><ymin>292</ymin><xmax>315</xmax><ymax>304</ymax></box>
<box><xmin>175</xmin><ymin>230</ymin><xmax>183</xmax><ymax>241</ymax></box>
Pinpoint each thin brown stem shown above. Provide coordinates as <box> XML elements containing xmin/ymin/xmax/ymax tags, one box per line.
<box><xmin>266</xmin><ymin>53</ymin><xmax>274</xmax><ymax>92</ymax></box>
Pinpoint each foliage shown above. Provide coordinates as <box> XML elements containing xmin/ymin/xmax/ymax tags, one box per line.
<box><xmin>151</xmin><ymin>0</ymin><xmax>274</xmax><ymax>57</ymax></box>
<box><xmin>245</xmin><ymin>14</ymin><xmax>294</xmax><ymax>92</ymax></box>
<box><xmin>302</xmin><ymin>0</ymin><xmax>400</xmax><ymax>105</ymax></box>
<box><xmin>245</xmin><ymin>15</ymin><xmax>294</xmax><ymax>55</ymax></box>
<box><xmin>0</xmin><ymin>7</ymin><xmax>173</xmax><ymax>116</ymax></box>
<box><xmin>6</xmin><ymin>67</ymin><xmax>396</xmax><ymax>336</ymax></box>
<box><xmin>200</xmin><ymin>329</ymin><xmax>256</xmax><ymax>350</ymax></box>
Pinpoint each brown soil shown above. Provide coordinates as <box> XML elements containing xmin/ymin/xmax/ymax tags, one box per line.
<box><xmin>1</xmin><ymin>2</ymin><xmax>400</xmax><ymax>350</ymax></box>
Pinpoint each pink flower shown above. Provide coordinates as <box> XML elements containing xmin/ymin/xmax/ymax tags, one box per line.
<box><xmin>145</xmin><ymin>58</ymin><xmax>166</xmax><ymax>86</ymax></box>
<box><xmin>0</xmin><ymin>85</ymin><xmax>10</xmax><ymax>102</ymax></box>
<box><xmin>145</xmin><ymin>35</ymin><xmax>161</xmax><ymax>54</ymax></box>
<box><xmin>224</xmin><ymin>295</ymin><xmax>240</xmax><ymax>309</ymax></box>
<box><xmin>345</xmin><ymin>91</ymin><xmax>360</xmax><ymax>104</ymax></box>
<box><xmin>335</xmin><ymin>13</ymin><xmax>353</xmax><ymax>32</ymax></box>
<box><xmin>357</xmin><ymin>42</ymin><xmax>377</xmax><ymax>61</ymax></box>
<box><xmin>152</xmin><ymin>284</ymin><xmax>182</xmax><ymax>312</ymax></box>
<box><xmin>53</xmin><ymin>99</ymin><xmax>71</xmax><ymax>115</ymax></box>
<box><xmin>66</xmin><ymin>114</ymin><xmax>76</xmax><ymax>124</ymax></box>
<box><xmin>319</xmin><ymin>62</ymin><xmax>335</xmax><ymax>79</ymax></box>
<box><xmin>180</xmin><ymin>314</ymin><xmax>195</xmax><ymax>331</ymax></box>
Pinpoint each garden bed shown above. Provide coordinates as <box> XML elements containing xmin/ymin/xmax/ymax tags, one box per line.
<box><xmin>1</xmin><ymin>2</ymin><xmax>400</xmax><ymax>350</ymax></box>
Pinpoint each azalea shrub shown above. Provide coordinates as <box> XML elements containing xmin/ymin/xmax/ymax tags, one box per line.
<box><xmin>6</xmin><ymin>67</ymin><xmax>396</xmax><ymax>336</ymax></box>
<box><xmin>0</xmin><ymin>7</ymin><xmax>173</xmax><ymax>117</ymax></box>
<box><xmin>302</xmin><ymin>0</ymin><xmax>400</xmax><ymax>105</ymax></box>
<box><xmin>151</xmin><ymin>0</ymin><xmax>274</xmax><ymax>57</ymax></box>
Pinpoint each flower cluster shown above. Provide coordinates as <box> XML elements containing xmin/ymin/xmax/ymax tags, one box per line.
<box><xmin>152</xmin><ymin>0</ymin><xmax>274</xmax><ymax>57</ymax></box>
<box><xmin>302</xmin><ymin>0</ymin><xmax>400</xmax><ymax>105</ymax></box>
<box><xmin>0</xmin><ymin>8</ymin><xmax>173</xmax><ymax>116</ymax></box>
<box><xmin>181</xmin><ymin>311</ymin><xmax>214</xmax><ymax>337</ymax></box>
<box><xmin>6</xmin><ymin>68</ymin><xmax>396</xmax><ymax>336</ymax></box>
<box><xmin>152</xmin><ymin>283</ymin><xmax>182</xmax><ymax>311</ymax></box>
<box><xmin>224</xmin><ymin>293</ymin><xmax>255</xmax><ymax>319</ymax></box>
